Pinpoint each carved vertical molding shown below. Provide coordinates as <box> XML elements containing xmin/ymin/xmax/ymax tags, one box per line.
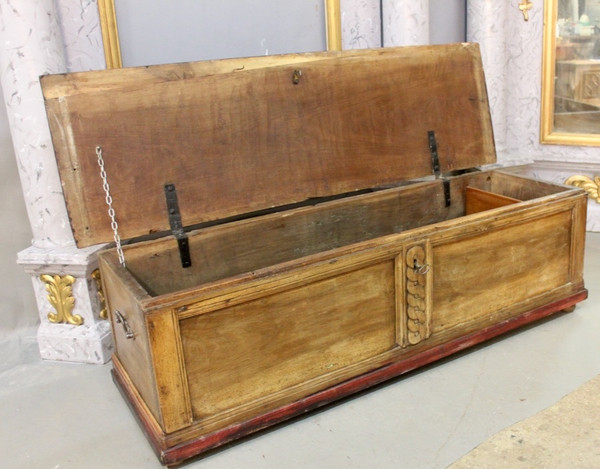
<box><xmin>398</xmin><ymin>243</ymin><xmax>432</xmax><ymax>347</ymax></box>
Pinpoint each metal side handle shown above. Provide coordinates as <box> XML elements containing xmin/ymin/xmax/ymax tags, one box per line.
<box><xmin>114</xmin><ymin>310</ymin><xmax>134</xmax><ymax>339</ymax></box>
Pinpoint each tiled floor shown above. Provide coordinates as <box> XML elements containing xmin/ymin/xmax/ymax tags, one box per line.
<box><xmin>2</xmin><ymin>233</ymin><xmax>599</xmax><ymax>469</ymax></box>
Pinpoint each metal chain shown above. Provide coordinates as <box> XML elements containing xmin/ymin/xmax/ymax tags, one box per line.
<box><xmin>96</xmin><ymin>146</ymin><xmax>126</xmax><ymax>268</ymax></box>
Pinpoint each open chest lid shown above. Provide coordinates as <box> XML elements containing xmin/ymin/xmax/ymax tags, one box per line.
<box><xmin>41</xmin><ymin>43</ymin><xmax>495</xmax><ymax>248</ymax></box>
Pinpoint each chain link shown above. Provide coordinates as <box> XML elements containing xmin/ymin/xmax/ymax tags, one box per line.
<box><xmin>96</xmin><ymin>146</ymin><xmax>126</xmax><ymax>268</ymax></box>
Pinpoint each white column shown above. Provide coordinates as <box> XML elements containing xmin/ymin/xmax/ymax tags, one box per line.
<box><xmin>382</xmin><ymin>0</ymin><xmax>429</xmax><ymax>47</ymax></box>
<box><xmin>0</xmin><ymin>0</ymin><xmax>73</xmax><ymax>247</ymax></box>
<box><xmin>0</xmin><ymin>0</ymin><xmax>112</xmax><ymax>363</ymax></box>
<box><xmin>467</xmin><ymin>0</ymin><xmax>510</xmax><ymax>162</ymax></box>
<box><xmin>341</xmin><ymin>0</ymin><xmax>382</xmax><ymax>49</ymax></box>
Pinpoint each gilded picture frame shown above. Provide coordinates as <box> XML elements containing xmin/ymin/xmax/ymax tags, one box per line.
<box><xmin>541</xmin><ymin>0</ymin><xmax>600</xmax><ymax>146</ymax></box>
<box><xmin>97</xmin><ymin>0</ymin><xmax>342</xmax><ymax>70</ymax></box>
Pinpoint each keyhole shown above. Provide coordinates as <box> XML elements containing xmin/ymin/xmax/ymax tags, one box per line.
<box><xmin>292</xmin><ymin>69</ymin><xmax>302</xmax><ymax>85</ymax></box>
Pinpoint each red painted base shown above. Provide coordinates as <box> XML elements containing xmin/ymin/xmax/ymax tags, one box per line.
<box><xmin>112</xmin><ymin>289</ymin><xmax>587</xmax><ymax>466</ymax></box>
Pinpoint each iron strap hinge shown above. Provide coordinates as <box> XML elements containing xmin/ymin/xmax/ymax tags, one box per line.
<box><xmin>427</xmin><ymin>130</ymin><xmax>451</xmax><ymax>208</ymax></box>
<box><xmin>164</xmin><ymin>183</ymin><xmax>192</xmax><ymax>268</ymax></box>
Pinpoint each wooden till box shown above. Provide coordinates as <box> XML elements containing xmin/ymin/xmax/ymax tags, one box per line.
<box><xmin>41</xmin><ymin>44</ymin><xmax>587</xmax><ymax>466</ymax></box>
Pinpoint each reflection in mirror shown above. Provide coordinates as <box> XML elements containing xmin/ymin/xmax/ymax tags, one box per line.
<box><xmin>542</xmin><ymin>0</ymin><xmax>600</xmax><ymax>145</ymax></box>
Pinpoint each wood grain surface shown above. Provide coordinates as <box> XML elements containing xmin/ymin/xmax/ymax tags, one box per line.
<box><xmin>42</xmin><ymin>44</ymin><xmax>494</xmax><ymax>247</ymax></box>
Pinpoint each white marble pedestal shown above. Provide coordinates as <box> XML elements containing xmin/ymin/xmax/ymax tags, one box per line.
<box><xmin>18</xmin><ymin>244</ymin><xmax>114</xmax><ymax>363</ymax></box>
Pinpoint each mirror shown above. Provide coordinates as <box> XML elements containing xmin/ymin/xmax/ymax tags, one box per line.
<box><xmin>541</xmin><ymin>0</ymin><xmax>600</xmax><ymax>145</ymax></box>
<box><xmin>98</xmin><ymin>0</ymin><xmax>341</xmax><ymax>69</ymax></box>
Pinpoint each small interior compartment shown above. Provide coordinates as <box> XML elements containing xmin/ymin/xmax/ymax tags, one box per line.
<box><xmin>465</xmin><ymin>187</ymin><xmax>520</xmax><ymax>215</ymax></box>
<box><xmin>117</xmin><ymin>170</ymin><xmax>572</xmax><ymax>297</ymax></box>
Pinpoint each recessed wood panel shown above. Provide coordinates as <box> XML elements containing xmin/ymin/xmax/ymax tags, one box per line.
<box><xmin>180</xmin><ymin>261</ymin><xmax>396</xmax><ymax>419</ymax></box>
<box><xmin>432</xmin><ymin>210</ymin><xmax>572</xmax><ymax>333</ymax></box>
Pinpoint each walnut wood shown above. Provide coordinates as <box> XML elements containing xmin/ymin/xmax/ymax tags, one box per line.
<box><xmin>99</xmin><ymin>256</ymin><xmax>161</xmax><ymax>423</ymax></box>
<box><xmin>97</xmin><ymin>169</ymin><xmax>587</xmax><ymax>460</ymax></box>
<box><xmin>181</xmin><ymin>261</ymin><xmax>395</xmax><ymax>421</ymax></box>
<box><xmin>41</xmin><ymin>44</ymin><xmax>494</xmax><ymax>247</ymax></box>
<box><xmin>146</xmin><ymin>310</ymin><xmax>193</xmax><ymax>433</ymax></box>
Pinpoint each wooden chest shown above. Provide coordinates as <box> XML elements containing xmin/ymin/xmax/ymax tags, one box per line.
<box><xmin>41</xmin><ymin>44</ymin><xmax>587</xmax><ymax>466</ymax></box>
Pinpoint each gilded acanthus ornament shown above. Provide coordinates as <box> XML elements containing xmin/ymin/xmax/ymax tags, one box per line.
<box><xmin>91</xmin><ymin>269</ymin><xmax>108</xmax><ymax>320</ymax></box>
<box><xmin>565</xmin><ymin>175</ymin><xmax>600</xmax><ymax>203</ymax></box>
<box><xmin>40</xmin><ymin>274</ymin><xmax>83</xmax><ymax>325</ymax></box>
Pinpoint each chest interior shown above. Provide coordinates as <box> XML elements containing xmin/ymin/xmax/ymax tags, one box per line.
<box><xmin>115</xmin><ymin>170</ymin><xmax>567</xmax><ymax>298</ymax></box>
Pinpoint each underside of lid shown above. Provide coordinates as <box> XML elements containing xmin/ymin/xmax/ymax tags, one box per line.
<box><xmin>41</xmin><ymin>43</ymin><xmax>495</xmax><ymax>247</ymax></box>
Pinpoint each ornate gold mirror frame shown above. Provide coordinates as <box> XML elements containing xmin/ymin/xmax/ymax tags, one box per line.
<box><xmin>97</xmin><ymin>0</ymin><xmax>341</xmax><ymax>70</ymax></box>
<box><xmin>541</xmin><ymin>0</ymin><xmax>600</xmax><ymax>146</ymax></box>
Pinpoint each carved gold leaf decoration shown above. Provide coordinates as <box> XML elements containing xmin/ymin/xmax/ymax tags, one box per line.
<box><xmin>91</xmin><ymin>269</ymin><xmax>108</xmax><ymax>320</ymax></box>
<box><xmin>518</xmin><ymin>0</ymin><xmax>533</xmax><ymax>21</ymax></box>
<box><xmin>565</xmin><ymin>175</ymin><xmax>600</xmax><ymax>203</ymax></box>
<box><xmin>40</xmin><ymin>274</ymin><xmax>83</xmax><ymax>325</ymax></box>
